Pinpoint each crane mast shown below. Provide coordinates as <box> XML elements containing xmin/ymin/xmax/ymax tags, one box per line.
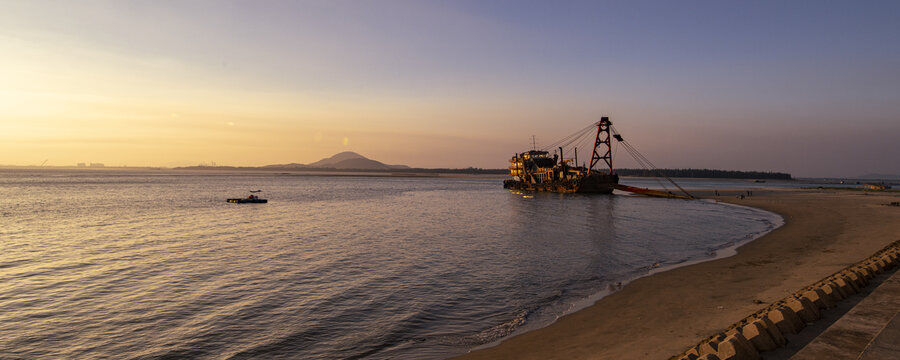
<box><xmin>589</xmin><ymin>117</ymin><xmax>613</xmax><ymax>174</ymax></box>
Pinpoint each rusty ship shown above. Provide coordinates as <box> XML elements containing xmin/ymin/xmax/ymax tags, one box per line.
<box><xmin>503</xmin><ymin>117</ymin><xmax>619</xmax><ymax>194</ymax></box>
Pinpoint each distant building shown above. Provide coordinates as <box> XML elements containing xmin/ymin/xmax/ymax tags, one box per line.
<box><xmin>89</xmin><ymin>163</ymin><xmax>105</xmax><ymax>168</ymax></box>
<box><xmin>77</xmin><ymin>163</ymin><xmax>86</xmax><ymax>167</ymax></box>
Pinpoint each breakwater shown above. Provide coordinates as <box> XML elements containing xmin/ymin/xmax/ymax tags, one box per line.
<box><xmin>672</xmin><ymin>240</ymin><xmax>900</xmax><ymax>360</ymax></box>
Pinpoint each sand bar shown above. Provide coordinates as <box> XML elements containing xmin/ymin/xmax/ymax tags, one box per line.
<box><xmin>457</xmin><ymin>189</ymin><xmax>900</xmax><ymax>359</ymax></box>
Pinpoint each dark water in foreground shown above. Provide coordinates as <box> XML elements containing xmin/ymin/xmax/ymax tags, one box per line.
<box><xmin>0</xmin><ymin>170</ymin><xmax>781</xmax><ymax>359</ymax></box>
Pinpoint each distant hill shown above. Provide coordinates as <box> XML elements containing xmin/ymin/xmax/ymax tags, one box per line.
<box><xmin>262</xmin><ymin>151</ymin><xmax>410</xmax><ymax>171</ymax></box>
<box><xmin>307</xmin><ymin>151</ymin><xmax>366</xmax><ymax>167</ymax></box>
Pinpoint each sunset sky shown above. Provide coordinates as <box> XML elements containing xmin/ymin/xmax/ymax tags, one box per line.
<box><xmin>1</xmin><ymin>1</ymin><xmax>898</xmax><ymax>177</ymax></box>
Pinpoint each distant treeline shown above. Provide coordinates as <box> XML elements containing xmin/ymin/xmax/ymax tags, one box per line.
<box><xmin>395</xmin><ymin>167</ymin><xmax>793</xmax><ymax>179</ymax></box>
<box><xmin>615</xmin><ymin>168</ymin><xmax>792</xmax><ymax>180</ymax></box>
<box><xmin>175</xmin><ymin>165</ymin><xmax>791</xmax><ymax>179</ymax></box>
<box><xmin>175</xmin><ymin>165</ymin><xmax>509</xmax><ymax>175</ymax></box>
<box><xmin>390</xmin><ymin>167</ymin><xmax>507</xmax><ymax>174</ymax></box>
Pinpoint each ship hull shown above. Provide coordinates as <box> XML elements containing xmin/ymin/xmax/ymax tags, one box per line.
<box><xmin>503</xmin><ymin>173</ymin><xmax>619</xmax><ymax>194</ymax></box>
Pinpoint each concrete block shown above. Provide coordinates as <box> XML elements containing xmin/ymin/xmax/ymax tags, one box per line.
<box><xmin>820</xmin><ymin>282</ymin><xmax>845</xmax><ymax>301</ymax></box>
<box><xmin>699</xmin><ymin>340</ymin><xmax>718</xmax><ymax>356</ymax></box>
<box><xmin>843</xmin><ymin>274</ymin><xmax>862</xmax><ymax>292</ymax></box>
<box><xmin>698</xmin><ymin>354</ymin><xmax>721</xmax><ymax>360</ymax></box>
<box><xmin>834</xmin><ymin>277</ymin><xmax>858</xmax><ymax>295</ymax></box>
<box><xmin>767</xmin><ymin>307</ymin><xmax>804</xmax><ymax>334</ymax></box>
<box><xmin>715</xmin><ymin>333</ymin><xmax>760</xmax><ymax>360</ymax></box>
<box><xmin>741</xmin><ymin>319</ymin><xmax>778</xmax><ymax>352</ymax></box>
<box><xmin>833</xmin><ymin>279</ymin><xmax>853</xmax><ymax>298</ymax></box>
<box><xmin>699</xmin><ymin>333</ymin><xmax>726</xmax><ymax>355</ymax></box>
<box><xmin>786</xmin><ymin>297</ymin><xmax>820</xmax><ymax>323</ymax></box>
<box><xmin>802</xmin><ymin>288</ymin><xmax>834</xmax><ymax>309</ymax></box>
<box><xmin>872</xmin><ymin>259</ymin><xmax>885</xmax><ymax>273</ymax></box>
<box><xmin>725</xmin><ymin>329</ymin><xmax>758</xmax><ymax>354</ymax></box>
<box><xmin>686</xmin><ymin>346</ymin><xmax>700</xmax><ymax>357</ymax></box>
<box><xmin>758</xmin><ymin>315</ymin><xmax>787</xmax><ymax>346</ymax></box>
<box><xmin>854</xmin><ymin>269</ymin><xmax>870</xmax><ymax>286</ymax></box>
<box><xmin>799</xmin><ymin>296</ymin><xmax>821</xmax><ymax>319</ymax></box>
<box><xmin>884</xmin><ymin>251</ymin><xmax>898</xmax><ymax>261</ymax></box>
<box><xmin>866</xmin><ymin>261</ymin><xmax>883</xmax><ymax>274</ymax></box>
<box><xmin>854</xmin><ymin>265</ymin><xmax>874</xmax><ymax>281</ymax></box>
<box><xmin>890</xmin><ymin>253</ymin><xmax>900</xmax><ymax>263</ymax></box>
<box><xmin>843</xmin><ymin>270</ymin><xmax>868</xmax><ymax>288</ymax></box>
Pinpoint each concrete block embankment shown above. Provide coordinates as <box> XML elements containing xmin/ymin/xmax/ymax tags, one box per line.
<box><xmin>671</xmin><ymin>240</ymin><xmax>900</xmax><ymax>360</ymax></box>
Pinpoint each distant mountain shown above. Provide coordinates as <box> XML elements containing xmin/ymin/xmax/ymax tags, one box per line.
<box><xmin>263</xmin><ymin>151</ymin><xmax>409</xmax><ymax>171</ymax></box>
<box><xmin>307</xmin><ymin>151</ymin><xmax>367</xmax><ymax>167</ymax></box>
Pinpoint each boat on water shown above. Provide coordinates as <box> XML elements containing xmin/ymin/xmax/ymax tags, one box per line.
<box><xmin>227</xmin><ymin>198</ymin><xmax>267</xmax><ymax>203</ymax></box>
<box><xmin>227</xmin><ymin>190</ymin><xmax>267</xmax><ymax>203</ymax></box>
<box><xmin>503</xmin><ymin>117</ymin><xmax>694</xmax><ymax>199</ymax></box>
<box><xmin>503</xmin><ymin>117</ymin><xmax>619</xmax><ymax>193</ymax></box>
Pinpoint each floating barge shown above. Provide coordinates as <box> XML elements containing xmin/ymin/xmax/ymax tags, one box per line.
<box><xmin>503</xmin><ymin>117</ymin><xmax>618</xmax><ymax>194</ymax></box>
<box><xmin>503</xmin><ymin>117</ymin><xmax>694</xmax><ymax>199</ymax></box>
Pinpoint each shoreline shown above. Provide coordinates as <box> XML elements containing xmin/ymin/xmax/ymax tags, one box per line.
<box><xmin>466</xmin><ymin>196</ymin><xmax>784</xmax><ymax>355</ymax></box>
<box><xmin>476</xmin><ymin>198</ymin><xmax>784</xmax><ymax>352</ymax></box>
<box><xmin>463</xmin><ymin>195</ymin><xmax>784</xmax><ymax>356</ymax></box>
<box><xmin>456</xmin><ymin>189</ymin><xmax>900</xmax><ymax>359</ymax></box>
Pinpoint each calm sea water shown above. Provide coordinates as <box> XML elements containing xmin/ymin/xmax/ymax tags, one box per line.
<box><xmin>0</xmin><ymin>169</ymin><xmax>781</xmax><ymax>359</ymax></box>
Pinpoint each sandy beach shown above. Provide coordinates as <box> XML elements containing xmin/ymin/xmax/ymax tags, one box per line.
<box><xmin>457</xmin><ymin>189</ymin><xmax>900</xmax><ymax>359</ymax></box>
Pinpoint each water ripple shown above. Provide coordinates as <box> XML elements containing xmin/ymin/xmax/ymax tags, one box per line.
<box><xmin>0</xmin><ymin>170</ymin><xmax>781</xmax><ymax>359</ymax></box>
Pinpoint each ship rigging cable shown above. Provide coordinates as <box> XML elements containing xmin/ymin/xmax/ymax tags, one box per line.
<box><xmin>543</xmin><ymin>122</ymin><xmax>599</xmax><ymax>152</ymax></box>
<box><xmin>542</xmin><ymin>122</ymin><xmax>600</xmax><ymax>167</ymax></box>
<box><xmin>610</xmin><ymin>125</ymin><xmax>694</xmax><ymax>199</ymax></box>
<box><xmin>541</xmin><ymin>120</ymin><xmax>693</xmax><ymax>198</ymax></box>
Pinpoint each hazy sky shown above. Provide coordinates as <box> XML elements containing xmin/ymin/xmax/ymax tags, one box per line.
<box><xmin>1</xmin><ymin>1</ymin><xmax>898</xmax><ymax>177</ymax></box>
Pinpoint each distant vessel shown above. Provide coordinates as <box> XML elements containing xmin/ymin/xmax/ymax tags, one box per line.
<box><xmin>227</xmin><ymin>190</ymin><xmax>267</xmax><ymax>203</ymax></box>
<box><xmin>503</xmin><ymin>117</ymin><xmax>695</xmax><ymax>199</ymax></box>
<box><xmin>503</xmin><ymin>117</ymin><xmax>619</xmax><ymax>193</ymax></box>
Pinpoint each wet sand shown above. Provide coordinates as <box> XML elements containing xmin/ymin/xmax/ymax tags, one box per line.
<box><xmin>457</xmin><ymin>189</ymin><xmax>900</xmax><ymax>359</ymax></box>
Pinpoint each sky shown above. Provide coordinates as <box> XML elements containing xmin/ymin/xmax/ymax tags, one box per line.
<box><xmin>1</xmin><ymin>0</ymin><xmax>898</xmax><ymax>177</ymax></box>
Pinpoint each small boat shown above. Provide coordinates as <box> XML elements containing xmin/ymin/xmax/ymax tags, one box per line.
<box><xmin>227</xmin><ymin>191</ymin><xmax>267</xmax><ymax>203</ymax></box>
<box><xmin>226</xmin><ymin>198</ymin><xmax>267</xmax><ymax>203</ymax></box>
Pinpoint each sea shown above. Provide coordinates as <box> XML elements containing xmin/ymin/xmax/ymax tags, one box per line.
<box><xmin>0</xmin><ymin>169</ymin><xmax>786</xmax><ymax>359</ymax></box>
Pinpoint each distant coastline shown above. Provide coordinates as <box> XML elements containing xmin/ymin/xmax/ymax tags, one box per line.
<box><xmin>15</xmin><ymin>163</ymin><xmax>900</xmax><ymax>183</ymax></box>
<box><xmin>169</xmin><ymin>165</ymin><xmax>795</xmax><ymax>180</ymax></box>
<box><xmin>174</xmin><ymin>151</ymin><xmax>794</xmax><ymax>179</ymax></box>
<box><xmin>14</xmin><ymin>149</ymin><xmax>898</xmax><ymax>181</ymax></box>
